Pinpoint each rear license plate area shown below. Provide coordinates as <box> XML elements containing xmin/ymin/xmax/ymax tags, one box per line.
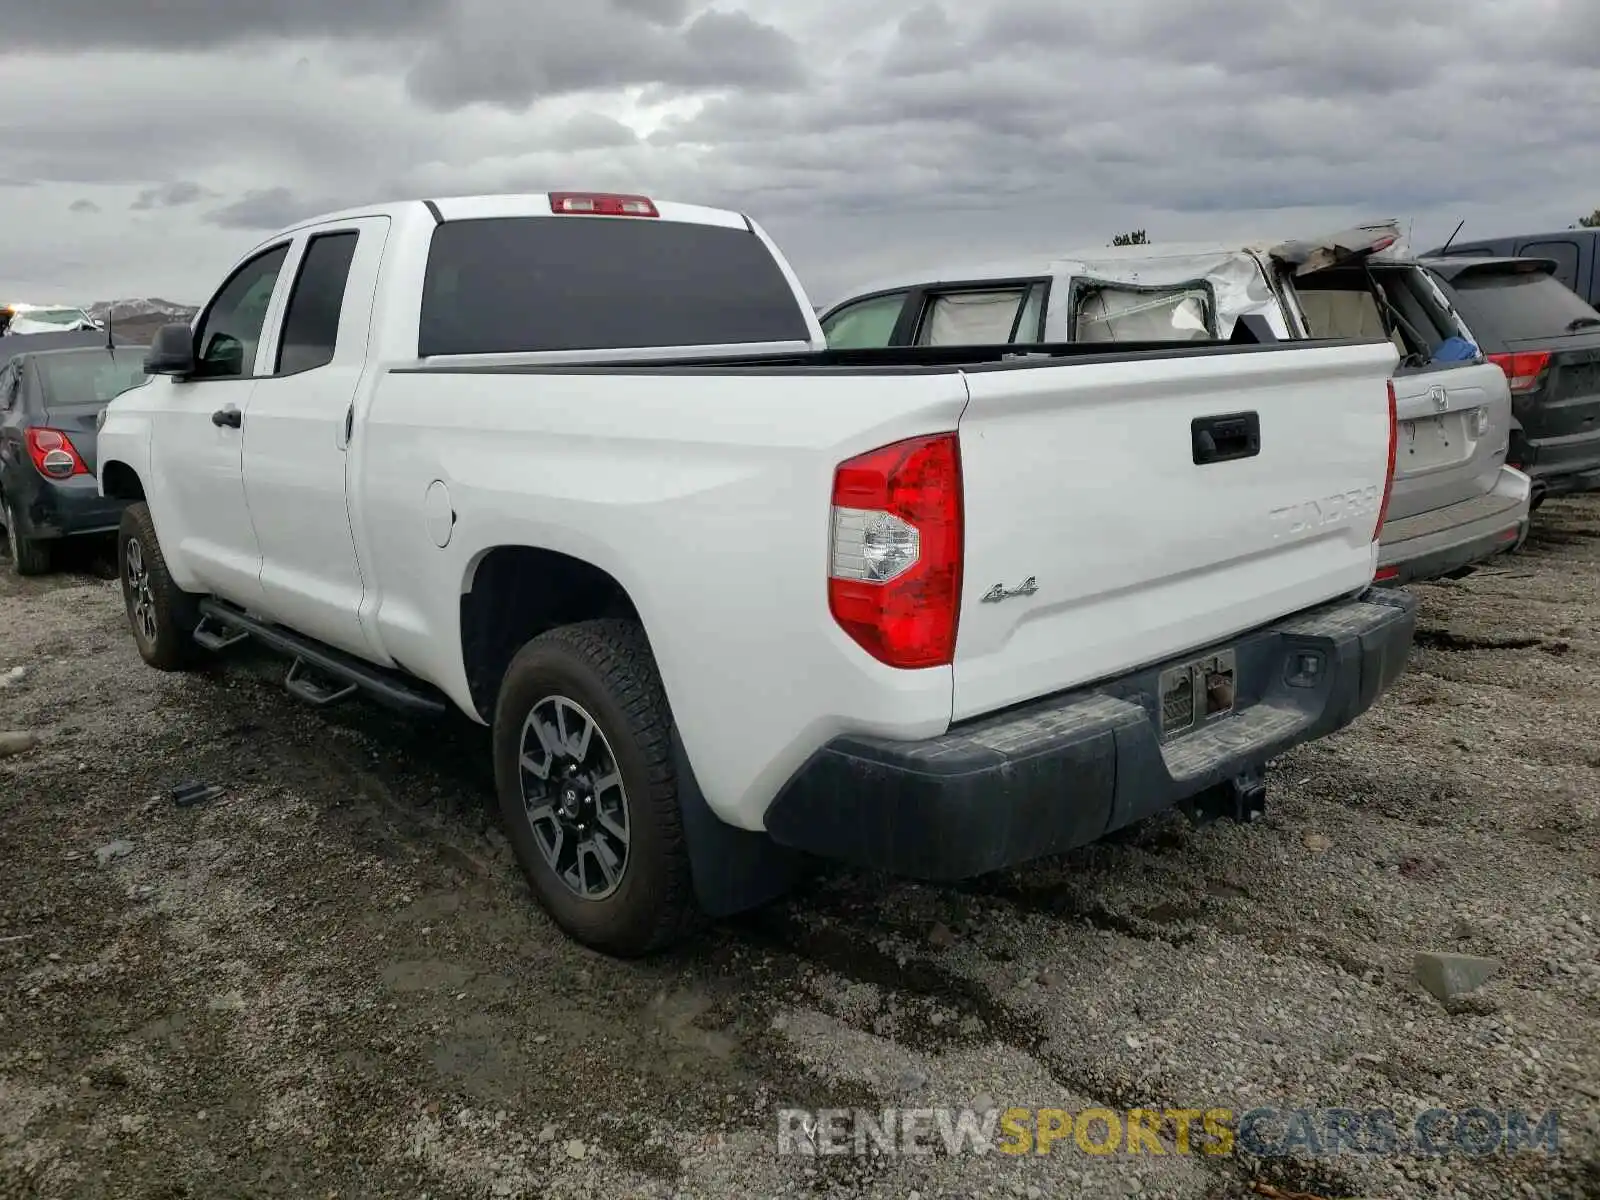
<box><xmin>1401</xmin><ymin>414</ymin><xmax>1463</xmax><ymax>468</ymax></box>
<box><xmin>1158</xmin><ymin>648</ymin><xmax>1236</xmax><ymax>739</ymax></box>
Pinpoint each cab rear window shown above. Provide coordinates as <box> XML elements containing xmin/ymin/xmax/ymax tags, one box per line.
<box><xmin>418</xmin><ymin>216</ymin><xmax>813</xmax><ymax>356</ymax></box>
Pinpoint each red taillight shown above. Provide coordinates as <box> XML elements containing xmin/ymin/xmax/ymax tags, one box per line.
<box><xmin>828</xmin><ymin>433</ymin><xmax>963</xmax><ymax>669</ymax></box>
<box><xmin>1488</xmin><ymin>350</ymin><xmax>1551</xmax><ymax>394</ymax></box>
<box><xmin>548</xmin><ymin>192</ymin><xmax>658</xmax><ymax>218</ymax></box>
<box><xmin>1373</xmin><ymin>380</ymin><xmax>1397</xmax><ymax>547</ymax></box>
<box><xmin>26</xmin><ymin>428</ymin><xmax>90</xmax><ymax>479</ymax></box>
<box><xmin>1374</xmin><ymin>566</ymin><xmax>1400</xmax><ymax>582</ymax></box>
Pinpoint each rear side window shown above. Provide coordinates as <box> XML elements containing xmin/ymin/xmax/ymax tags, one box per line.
<box><xmin>1448</xmin><ymin>269</ymin><xmax>1600</xmax><ymax>341</ymax></box>
<box><xmin>276</xmin><ymin>231</ymin><xmax>359</xmax><ymax>375</ymax></box>
<box><xmin>916</xmin><ymin>289</ymin><xmax>1026</xmax><ymax>345</ymax></box>
<box><xmin>418</xmin><ymin>216</ymin><xmax>812</xmax><ymax>356</ymax></box>
<box><xmin>1518</xmin><ymin>240</ymin><xmax>1581</xmax><ymax>292</ymax></box>
<box><xmin>821</xmin><ymin>292</ymin><xmax>906</xmax><ymax>348</ymax></box>
<box><xmin>1072</xmin><ymin>281</ymin><xmax>1214</xmax><ymax>342</ymax></box>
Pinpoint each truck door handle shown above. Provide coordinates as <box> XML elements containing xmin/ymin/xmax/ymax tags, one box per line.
<box><xmin>1191</xmin><ymin>412</ymin><xmax>1260</xmax><ymax>465</ymax></box>
<box><xmin>211</xmin><ymin>406</ymin><xmax>242</xmax><ymax>429</ymax></box>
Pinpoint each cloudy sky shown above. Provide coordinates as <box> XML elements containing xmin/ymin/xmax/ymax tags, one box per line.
<box><xmin>2</xmin><ymin>0</ymin><xmax>1597</xmax><ymax>309</ymax></box>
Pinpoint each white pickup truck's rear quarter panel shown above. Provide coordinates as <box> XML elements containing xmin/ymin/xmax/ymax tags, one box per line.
<box><xmin>357</xmin><ymin>368</ymin><xmax>968</xmax><ymax>828</ymax></box>
<box><xmin>953</xmin><ymin>341</ymin><xmax>1399</xmax><ymax>719</ymax></box>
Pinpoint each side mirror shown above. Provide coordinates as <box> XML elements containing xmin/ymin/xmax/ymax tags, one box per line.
<box><xmin>144</xmin><ymin>323</ymin><xmax>197</xmax><ymax>377</ymax></box>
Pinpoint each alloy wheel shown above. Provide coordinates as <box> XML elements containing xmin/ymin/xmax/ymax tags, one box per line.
<box><xmin>517</xmin><ymin>694</ymin><xmax>631</xmax><ymax>900</ymax></box>
<box><xmin>124</xmin><ymin>536</ymin><xmax>157</xmax><ymax>644</ymax></box>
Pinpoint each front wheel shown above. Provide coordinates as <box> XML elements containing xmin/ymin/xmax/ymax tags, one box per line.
<box><xmin>118</xmin><ymin>502</ymin><xmax>203</xmax><ymax>671</ymax></box>
<box><xmin>3</xmin><ymin>497</ymin><xmax>52</xmax><ymax>576</ymax></box>
<box><xmin>492</xmin><ymin>619</ymin><xmax>699</xmax><ymax>957</ymax></box>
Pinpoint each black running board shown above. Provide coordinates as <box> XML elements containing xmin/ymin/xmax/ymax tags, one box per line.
<box><xmin>195</xmin><ymin>599</ymin><xmax>449</xmax><ymax>718</ymax></box>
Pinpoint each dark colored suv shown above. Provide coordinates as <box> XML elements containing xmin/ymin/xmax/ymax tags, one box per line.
<box><xmin>1426</xmin><ymin>228</ymin><xmax>1600</xmax><ymax>309</ymax></box>
<box><xmin>1421</xmin><ymin>256</ymin><xmax>1600</xmax><ymax>506</ymax></box>
<box><xmin>0</xmin><ymin>332</ymin><xmax>149</xmax><ymax>574</ymax></box>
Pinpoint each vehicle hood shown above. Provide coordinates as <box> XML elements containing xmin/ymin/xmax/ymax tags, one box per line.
<box><xmin>1258</xmin><ymin>219</ymin><xmax>1408</xmax><ymax>275</ymax></box>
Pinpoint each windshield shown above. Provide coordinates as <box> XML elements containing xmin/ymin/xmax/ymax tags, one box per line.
<box><xmin>1446</xmin><ymin>269</ymin><xmax>1600</xmax><ymax>341</ymax></box>
<box><xmin>37</xmin><ymin>349</ymin><xmax>150</xmax><ymax>408</ymax></box>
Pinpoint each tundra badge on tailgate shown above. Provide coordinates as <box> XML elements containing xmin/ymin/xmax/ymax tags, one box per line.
<box><xmin>1267</xmin><ymin>487</ymin><xmax>1379</xmax><ymax>539</ymax></box>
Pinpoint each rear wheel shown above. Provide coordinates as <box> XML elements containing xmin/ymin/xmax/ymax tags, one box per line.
<box><xmin>492</xmin><ymin>619</ymin><xmax>699</xmax><ymax>957</ymax></box>
<box><xmin>118</xmin><ymin>502</ymin><xmax>203</xmax><ymax>670</ymax></box>
<box><xmin>2</xmin><ymin>497</ymin><xmax>52</xmax><ymax>576</ymax></box>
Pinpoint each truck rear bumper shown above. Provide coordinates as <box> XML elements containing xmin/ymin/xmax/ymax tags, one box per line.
<box><xmin>761</xmin><ymin>589</ymin><xmax>1417</xmax><ymax>880</ymax></box>
<box><xmin>1375</xmin><ymin>466</ymin><xmax>1530</xmax><ymax>586</ymax></box>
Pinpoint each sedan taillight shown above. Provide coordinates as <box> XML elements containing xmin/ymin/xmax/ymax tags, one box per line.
<box><xmin>26</xmin><ymin>428</ymin><xmax>90</xmax><ymax>478</ymax></box>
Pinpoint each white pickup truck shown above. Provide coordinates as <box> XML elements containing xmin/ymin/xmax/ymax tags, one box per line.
<box><xmin>97</xmin><ymin>191</ymin><xmax>1417</xmax><ymax>956</ymax></box>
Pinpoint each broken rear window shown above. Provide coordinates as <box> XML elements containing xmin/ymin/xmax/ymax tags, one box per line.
<box><xmin>1071</xmin><ymin>282</ymin><xmax>1214</xmax><ymax>342</ymax></box>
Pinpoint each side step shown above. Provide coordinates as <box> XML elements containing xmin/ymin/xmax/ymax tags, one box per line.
<box><xmin>195</xmin><ymin>599</ymin><xmax>449</xmax><ymax>718</ymax></box>
<box><xmin>193</xmin><ymin>613</ymin><xmax>250</xmax><ymax>651</ymax></box>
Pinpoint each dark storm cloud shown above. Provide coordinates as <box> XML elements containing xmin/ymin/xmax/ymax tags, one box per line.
<box><xmin>131</xmin><ymin>181</ymin><xmax>213</xmax><ymax>210</ymax></box>
<box><xmin>633</xmin><ymin>0</ymin><xmax>1600</xmax><ymax>226</ymax></box>
<box><xmin>545</xmin><ymin>114</ymin><xmax>639</xmax><ymax>152</ymax></box>
<box><xmin>882</xmin><ymin>4</ymin><xmax>965</xmax><ymax>77</ymax></box>
<box><xmin>672</xmin><ymin>10</ymin><xmax>805</xmax><ymax>87</ymax></box>
<box><xmin>611</xmin><ymin>0</ymin><xmax>692</xmax><ymax>22</ymax></box>
<box><xmin>201</xmin><ymin>187</ymin><xmax>368</xmax><ymax>230</ymax></box>
<box><xmin>0</xmin><ymin>0</ymin><xmax>448</xmax><ymax>52</ymax></box>
<box><xmin>405</xmin><ymin>2</ymin><xmax>803</xmax><ymax>111</ymax></box>
<box><xmin>970</xmin><ymin>0</ymin><xmax>1469</xmax><ymax>98</ymax></box>
<box><xmin>69</xmin><ymin>198</ymin><xmax>100</xmax><ymax>213</ymax></box>
<box><xmin>6</xmin><ymin>0</ymin><xmax>1600</xmax><ymax>306</ymax></box>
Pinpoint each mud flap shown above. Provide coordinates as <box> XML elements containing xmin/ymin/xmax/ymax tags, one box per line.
<box><xmin>672</xmin><ymin>729</ymin><xmax>808</xmax><ymax>918</ymax></box>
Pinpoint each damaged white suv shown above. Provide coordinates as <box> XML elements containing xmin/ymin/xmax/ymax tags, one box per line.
<box><xmin>820</xmin><ymin>222</ymin><xmax>1531</xmax><ymax>587</ymax></box>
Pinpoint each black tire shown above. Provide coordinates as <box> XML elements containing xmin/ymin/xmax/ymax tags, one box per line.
<box><xmin>118</xmin><ymin>502</ymin><xmax>203</xmax><ymax>671</ymax></box>
<box><xmin>3</xmin><ymin>497</ymin><xmax>52</xmax><ymax>577</ymax></box>
<box><xmin>492</xmin><ymin>619</ymin><xmax>699</xmax><ymax>957</ymax></box>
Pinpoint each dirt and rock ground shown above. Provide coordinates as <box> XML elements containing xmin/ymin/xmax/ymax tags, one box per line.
<box><xmin>2</xmin><ymin>499</ymin><xmax>1598</xmax><ymax>1200</ymax></box>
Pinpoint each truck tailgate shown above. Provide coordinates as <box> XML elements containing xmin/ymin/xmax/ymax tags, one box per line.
<box><xmin>952</xmin><ymin>341</ymin><xmax>1398</xmax><ymax>720</ymax></box>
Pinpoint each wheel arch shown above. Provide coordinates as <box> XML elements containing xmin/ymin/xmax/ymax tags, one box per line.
<box><xmin>101</xmin><ymin>459</ymin><xmax>146</xmax><ymax>502</ymax></box>
<box><xmin>463</xmin><ymin>548</ymin><xmax>807</xmax><ymax>922</ymax></box>
<box><xmin>458</xmin><ymin>544</ymin><xmax>642</xmax><ymax>722</ymax></box>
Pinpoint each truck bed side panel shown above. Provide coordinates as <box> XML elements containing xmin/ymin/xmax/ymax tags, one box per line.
<box><xmin>353</xmin><ymin>369</ymin><xmax>968</xmax><ymax>829</ymax></box>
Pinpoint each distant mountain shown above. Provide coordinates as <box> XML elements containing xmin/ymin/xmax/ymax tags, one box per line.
<box><xmin>86</xmin><ymin>298</ymin><xmax>198</xmax><ymax>324</ymax></box>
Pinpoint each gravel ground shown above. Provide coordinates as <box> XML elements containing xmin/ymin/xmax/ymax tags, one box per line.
<box><xmin>2</xmin><ymin>499</ymin><xmax>1598</xmax><ymax>1200</ymax></box>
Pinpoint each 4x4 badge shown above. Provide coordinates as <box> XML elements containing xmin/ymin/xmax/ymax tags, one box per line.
<box><xmin>981</xmin><ymin>576</ymin><xmax>1038</xmax><ymax>603</ymax></box>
